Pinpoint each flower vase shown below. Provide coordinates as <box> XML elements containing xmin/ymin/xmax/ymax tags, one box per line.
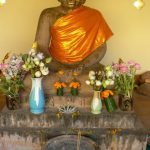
<box><xmin>57</xmin><ymin>88</ymin><xmax>64</xmax><ymax>96</ymax></box>
<box><xmin>104</xmin><ymin>96</ymin><xmax>117</xmax><ymax>112</ymax></box>
<box><xmin>29</xmin><ymin>77</ymin><xmax>45</xmax><ymax>114</ymax></box>
<box><xmin>91</xmin><ymin>90</ymin><xmax>102</xmax><ymax>114</ymax></box>
<box><xmin>71</xmin><ymin>88</ymin><xmax>78</xmax><ymax>96</ymax></box>
<box><xmin>6</xmin><ymin>95</ymin><xmax>20</xmax><ymax>110</ymax></box>
<box><xmin>119</xmin><ymin>94</ymin><xmax>133</xmax><ymax>111</ymax></box>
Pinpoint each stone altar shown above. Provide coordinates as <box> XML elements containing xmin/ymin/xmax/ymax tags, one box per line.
<box><xmin>0</xmin><ymin>109</ymin><xmax>148</xmax><ymax>150</ymax></box>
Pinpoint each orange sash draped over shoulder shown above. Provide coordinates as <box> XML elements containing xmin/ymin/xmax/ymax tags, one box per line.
<box><xmin>50</xmin><ymin>6</ymin><xmax>113</xmax><ymax>64</ymax></box>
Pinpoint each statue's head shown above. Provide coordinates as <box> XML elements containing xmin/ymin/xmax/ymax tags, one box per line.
<box><xmin>58</xmin><ymin>0</ymin><xmax>86</xmax><ymax>9</ymax></box>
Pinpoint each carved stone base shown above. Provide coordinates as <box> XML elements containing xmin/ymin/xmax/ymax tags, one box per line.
<box><xmin>0</xmin><ymin>109</ymin><xmax>148</xmax><ymax>150</ymax></box>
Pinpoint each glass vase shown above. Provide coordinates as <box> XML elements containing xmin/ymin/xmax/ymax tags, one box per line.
<box><xmin>57</xmin><ymin>88</ymin><xmax>64</xmax><ymax>96</ymax></box>
<box><xmin>29</xmin><ymin>77</ymin><xmax>45</xmax><ymax>114</ymax></box>
<box><xmin>71</xmin><ymin>88</ymin><xmax>78</xmax><ymax>96</ymax></box>
<box><xmin>119</xmin><ymin>94</ymin><xmax>133</xmax><ymax>111</ymax></box>
<box><xmin>91</xmin><ymin>90</ymin><xmax>102</xmax><ymax>114</ymax></box>
<box><xmin>104</xmin><ymin>96</ymin><xmax>117</xmax><ymax>112</ymax></box>
<box><xmin>6</xmin><ymin>95</ymin><xmax>20</xmax><ymax>110</ymax></box>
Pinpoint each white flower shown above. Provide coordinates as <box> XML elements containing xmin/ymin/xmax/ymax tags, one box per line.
<box><xmin>40</xmin><ymin>67</ymin><xmax>49</xmax><ymax>76</ymax></box>
<box><xmin>35</xmin><ymin>71</ymin><xmax>41</xmax><ymax>78</ymax></box>
<box><xmin>34</xmin><ymin>60</ymin><xmax>40</xmax><ymax>65</ymax></box>
<box><xmin>29</xmin><ymin>49</ymin><xmax>36</xmax><ymax>56</ymax></box>
<box><xmin>39</xmin><ymin>62</ymin><xmax>45</xmax><ymax>67</ymax></box>
<box><xmin>22</xmin><ymin>64</ymin><xmax>27</xmax><ymax>69</ymax></box>
<box><xmin>33</xmin><ymin>57</ymin><xmax>39</xmax><ymax>62</ymax></box>
<box><xmin>105</xmin><ymin>80</ymin><xmax>111</xmax><ymax>86</ymax></box>
<box><xmin>28</xmin><ymin>64</ymin><xmax>32</xmax><ymax>69</ymax></box>
<box><xmin>105</xmin><ymin>65</ymin><xmax>111</xmax><ymax>71</ymax></box>
<box><xmin>110</xmin><ymin>80</ymin><xmax>114</xmax><ymax>85</ymax></box>
<box><xmin>22</xmin><ymin>64</ymin><xmax>29</xmax><ymax>71</ymax></box>
<box><xmin>89</xmin><ymin>75</ymin><xmax>96</xmax><ymax>80</ymax></box>
<box><xmin>106</xmin><ymin>70</ymin><xmax>113</xmax><ymax>77</ymax></box>
<box><xmin>85</xmin><ymin>80</ymin><xmax>91</xmax><ymax>85</ymax></box>
<box><xmin>33</xmin><ymin>57</ymin><xmax>40</xmax><ymax>65</ymax></box>
<box><xmin>89</xmin><ymin>70</ymin><xmax>95</xmax><ymax>76</ymax></box>
<box><xmin>95</xmin><ymin>80</ymin><xmax>102</xmax><ymax>86</ymax></box>
<box><xmin>90</xmin><ymin>80</ymin><xmax>95</xmax><ymax>85</ymax></box>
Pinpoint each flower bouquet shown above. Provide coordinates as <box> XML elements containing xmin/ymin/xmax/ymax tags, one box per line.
<box><xmin>54</xmin><ymin>81</ymin><xmax>67</xmax><ymax>96</ymax></box>
<box><xmin>85</xmin><ymin>66</ymin><xmax>114</xmax><ymax>91</ymax></box>
<box><xmin>22</xmin><ymin>42</ymin><xmax>52</xmax><ymax>78</ymax></box>
<box><xmin>0</xmin><ymin>53</ymin><xmax>25</xmax><ymax>110</ymax></box>
<box><xmin>101</xmin><ymin>90</ymin><xmax>117</xmax><ymax>112</ymax></box>
<box><xmin>86</xmin><ymin>66</ymin><xmax>117</xmax><ymax>113</ymax></box>
<box><xmin>69</xmin><ymin>80</ymin><xmax>80</xmax><ymax>96</ymax></box>
<box><xmin>22</xmin><ymin>42</ymin><xmax>52</xmax><ymax>114</ymax></box>
<box><xmin>112</xmin><ymin>59</ymin><xmax>141</xmax><ymax>111</ymax></box>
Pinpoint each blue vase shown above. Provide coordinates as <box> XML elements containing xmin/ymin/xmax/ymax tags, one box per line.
<box><xmin>29</xmin><ymin>77</ymin><xmax>45</xmax><ymax>114</ymax></box>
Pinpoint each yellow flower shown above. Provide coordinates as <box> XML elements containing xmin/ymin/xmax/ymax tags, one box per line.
<box><xmin>72</xmin><ymin>72</ymin><xmax>80</xmax><ymax>76</ymax></box>
<box><xmin>32</xmin><ymin>41</ymin><xmax>37</xmax><ymax>49</ymax></box>
<box><xmin>57</xmin><ymin>70</ymin><xmax>65</xmax><ymax>75</ymax></box>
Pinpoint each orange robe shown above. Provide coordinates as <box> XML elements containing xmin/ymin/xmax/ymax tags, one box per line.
<box><xmin>50</xmin><ymin>6</ymin><xmax>113</xmax><ymax>64</ymax></box>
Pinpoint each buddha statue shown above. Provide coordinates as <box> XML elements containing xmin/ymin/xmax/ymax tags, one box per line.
<box><xmin>35</xmin><ymin>0</ymin><xmax>113</xmax><ymax>72</ymax></box>
<box><xmin>23</xmin><ymin>0</ymin><xmax>113</xmax><ymax>108</ymax></box>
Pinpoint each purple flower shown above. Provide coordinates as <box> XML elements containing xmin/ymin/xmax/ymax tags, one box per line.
<box><xmin>37</xmin><ymin>52</ymin><xmax>45</xmax><ymax>60</ymax></box>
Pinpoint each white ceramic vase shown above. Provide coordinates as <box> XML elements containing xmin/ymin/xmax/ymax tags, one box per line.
<box><xmin>91</xmin><ymin>90</ymin><xmax>102</xmax><ymax>114</ymax></box>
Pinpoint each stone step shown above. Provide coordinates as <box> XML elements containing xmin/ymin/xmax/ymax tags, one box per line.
<box><xmin>0</xmin><ymin>109</ymin><xmax>145</xmax><ymax>130</ymax></box>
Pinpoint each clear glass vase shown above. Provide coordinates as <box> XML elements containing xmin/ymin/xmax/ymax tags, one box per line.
<box><xmin>6</xmin><ymin>95</ymin><xmax>20</xmax><ymax>110</ymax></box>
<box><xmin>91</xmin><ymin>90</ymin><xmax>102</xmax><ymax>114</ymax></box>
<box><xmin>119</xmin><ymin>94</ymin><xmax>133</xmax><ymax>111</ymax></box>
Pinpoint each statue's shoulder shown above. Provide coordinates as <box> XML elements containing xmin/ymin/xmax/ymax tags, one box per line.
<box><xmin>40</xmin><ymin>7</ymin><xmax>61</xmax><ymax>17</ymax></box>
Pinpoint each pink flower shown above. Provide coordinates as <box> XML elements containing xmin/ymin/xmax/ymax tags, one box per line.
<box><xmin>0</xmin><ymin>64</ymin><xmax>8</xmax><ymax>69</ymax></box>
<box><xmin>119</xmin><ymin>66</ymin><xmax>129</xmax><ymax>73</ymax></box>
<box><xmin>128</xmin><ymin>60</ymin><xmax>141</xmax><ymax>70</ymax></box>
<box><xmin>119</xmin><ymin>63</ymin><xmax>127</xmax><ymax>68</ymax></box>
<box><xmin>112</xmin><ymin>63</ymin><xmax>120</xmax><ymax>69</ymax></box>
<box><xmin>134</xmin><ymin>63</ymin><xmax>141</xmax><ymax>70</ymax></box>
<box><xmin>128</xmin><ymin>60</ymin><xmax>136</xmax><ymax>66</ymax></box>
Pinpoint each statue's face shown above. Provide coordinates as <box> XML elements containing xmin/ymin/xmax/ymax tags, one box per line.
<box><xmin>58</xmin><ymin>0</ymin><xmax>86</xmax><ymax>9</ymax></box>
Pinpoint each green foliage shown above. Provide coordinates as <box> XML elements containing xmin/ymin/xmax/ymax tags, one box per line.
<box><xmin>113</xmin><ymin>59</ymin><xmax>140</xmax><ymax>98</ymax></box>
<box><xmin>0</xmin><ymin>75</ymin><xmax>24</xmax><ymax>98</ymax></box>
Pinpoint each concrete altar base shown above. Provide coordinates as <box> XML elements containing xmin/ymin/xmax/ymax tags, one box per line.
<box><xmin>0</xmin><ymin>109</ymin><xmax>147</xmax><ymax>150</ymax></box>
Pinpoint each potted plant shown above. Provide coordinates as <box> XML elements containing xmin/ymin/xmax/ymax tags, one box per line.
<box><xmin>54</xmin><ymin>80</ymin><xmax>67</xmax><ymax>96</ymax></box>
<box><xmin>69</xmin><ymin>80</ymin><xmax>81</xmax><ymax>96</ymax></box>
<box><xmin>0</xmin><ymin>53</ymin><xmax>25</xmax><ymax>110</ymax></box>
<box><xmin>22</xmin><ymin>42</ymin><xmax>52</xmax><ymax>114</ymax></box>
<box><xmin>85</xmin><ymin>66</ymin><xmax>116</xmax><ymax>114</ymax></box>
<box><xmin>112</xmin><ymin>59</ymin><xmax>141</xmax><ymax>111</ymax></box>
